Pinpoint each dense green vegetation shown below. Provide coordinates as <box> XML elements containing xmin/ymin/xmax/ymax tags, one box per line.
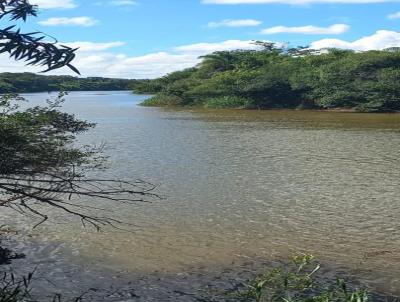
<box><xmin>135</xmin><ymin>44</ymin><xmax>400</xmax><ymax>112</ymax></box>
<box><xmin>236</xmin><ymin>255</ymin><xmax>370</xmax><ymax>302</ymax></box>
<box><xmin>0</xmin><ymin>73</ymin><xmax>138</xmax><ymax>93</ymax></box>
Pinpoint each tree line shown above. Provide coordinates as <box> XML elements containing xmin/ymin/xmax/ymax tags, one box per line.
<box><xmin>0</xmin><ymin>73</ymin><xmax>139</xmax><ymax>93</ymax></box>
<box><xmin>134</xmin><ymin>44</ymin><xmax>400</xmax><ymax>112</ymax></box>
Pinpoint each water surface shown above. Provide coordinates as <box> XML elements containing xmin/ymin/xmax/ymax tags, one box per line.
<box><xmin>2</xmin><ymin>91</ymin><xmax>400</xmax><ymax>296</ymax></box>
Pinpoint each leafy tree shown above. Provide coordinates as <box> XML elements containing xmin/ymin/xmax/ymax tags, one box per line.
<box><xmin>139</xmin><ymin>45</ymin><xmax>400</xmax><ymax>112</ymax></box>
<box><xmin>0</xmin><ymin>93</ymin><xmax>155</xmax><ymax>229</ymax></box>
<box><xmin>199</xmin><ymin>51</ymin><xmax>237</xmax><ymax>73</ymax></box>
<box><xmin>0</xmin><ymin>1</ymin><xmax>157</xmax><ymax>299</ymax></box>
<box><xmin>0</xmin><ymin>1</ymin><xmax>156</xmax><ymax>230</ymax></box>
<box><xmin>359</xmin><ymin>67</ymin><xmax>400</xmax><ymax>112</ymax></box>
<box><xmin>0</xmin><ymin>72</ymin><xmax>136</xmax><ymax>93</ymax></box>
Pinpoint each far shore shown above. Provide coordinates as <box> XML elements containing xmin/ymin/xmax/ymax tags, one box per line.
<box><xmin>140</xmin><ymin>103</ymin><xmax>400</xmax><ymax>114</ymax></box>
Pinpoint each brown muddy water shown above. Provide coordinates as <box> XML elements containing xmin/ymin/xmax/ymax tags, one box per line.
<box><xmin>1</xmin><ymin>91</ymin><xmax>400</xmax><ymax>300</ymax></box>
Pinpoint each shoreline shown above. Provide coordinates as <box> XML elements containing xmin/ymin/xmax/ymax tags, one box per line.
<box><xmin>3</xmin><ymin>234</ymin><xmax>399</xmax><ymax>302</ymax></box>
<box><xmin>2</xmin><ymin>229</ymin><xmax>399</xmax><ymax>301</ymax></box>
<box><xmin>140</xmin><ymin>103</ymin><xmax>400</xmax><ymax>114</ymax></box>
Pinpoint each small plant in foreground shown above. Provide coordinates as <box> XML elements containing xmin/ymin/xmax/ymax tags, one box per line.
<box><xmin>238</xmin><ymin>254</ymin><xmax>369</xmax><ymax>302</ymax></box>
<box><xmin>0</xmin><ymin>271</ymin><xmax>86</xmax><ymax>302</ymax></box>
<box><xmin>0</xmin><ymin>272</ymin><xmax>33</xmax><ymax>302</ymax></box>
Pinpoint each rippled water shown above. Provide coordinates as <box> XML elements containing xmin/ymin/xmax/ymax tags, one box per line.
<box><xmin>2</xmin><ymin>91</ymin><xmax>400</xmax><ymax>296</ymax></box>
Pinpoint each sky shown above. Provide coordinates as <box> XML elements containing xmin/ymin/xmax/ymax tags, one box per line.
<box><xmin>0</xmin><ymin>0</ymin><xmax>399</xmax><ymax>78</ymax></box>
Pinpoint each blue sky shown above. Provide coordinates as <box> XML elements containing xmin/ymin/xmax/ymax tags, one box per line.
<box><xmin>1</xmin><ymin>0</ymin><xmax>400</xmax><ymax>78</ymax></box>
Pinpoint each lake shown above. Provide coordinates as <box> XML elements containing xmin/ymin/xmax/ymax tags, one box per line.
<box><xmin>2</xmin><ymin>91</ymin><xmax>400</xmax><ymax>299</ymax></box>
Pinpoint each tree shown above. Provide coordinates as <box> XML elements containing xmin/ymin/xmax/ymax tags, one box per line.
<box><xmin>0</xmin><ymin>1</ymin><xmax>156</xmax><ymax>230</ymax></box>
<box><xmin>199</xmin><ymin>51</ymin><xmax>237</xmax><ymax>73</ymax></box>
<box><xmin>0</xmin><ymin>2</ymin><xmax>158</xmax><ymax>300</ymax></box>
<box><xmin>0</xmin><ymin>73</ymin><xmax>135</xmax><ymax>93</ymax></box>
<box><xmin>140</xmin><ymin>47</ymin><xmax>400</xmax><ymax>112</ymax></box>
<box><xmin>251</xmin><ymin>41</ymin><xmax>282</xmax><ymax>52</ymax></box>
<box><xmin>0</xmin><ymin>93</ymin><xmax>157</xmax><ymax>229</ymax></box>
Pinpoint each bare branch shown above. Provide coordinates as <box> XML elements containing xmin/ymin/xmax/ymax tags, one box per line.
<box><xmin>0</xmin><ymin>93</ymin><xmax>160</xmax><ymax>230</ymax></box>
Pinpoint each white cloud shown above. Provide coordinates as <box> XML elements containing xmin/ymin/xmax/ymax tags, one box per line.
<box><xmin>261</xmin><ymin>24</ymin><xmax>349</xmax><ymax>34</ymax></box>
<box><xmin>388</xmin><ymin>11</ymin><xmax>400</xmax><ymax>19</ymax></box>
<box><xmin>203</xmin><ymin>0</ymin><xmax>397</xmax><ymax>4</ymax></box>
<box><xmin>38</xmin><ymin>17</ymin><xmax>99</xmax><ymax>27</ymax></box>
<box><xmin>93</xmin><ymin>1</ymin><xmax>138</xmax><ymax>6</ymax></box>
<box><xmin>77</xmin><ymin>40</ymin><xmax>263</xmax><ymax>78</ymax></box>
<box><xmin>61</xmin><ymin>41</ymin><xmax>126</xmax><ymax>52</ymax></box>
<box><xmin>1</xmin><ymin>31</ymin><xmax>399</xmax><ymax>79</ymax></box>
<box><xmin>208</xmin><ymin>19</ymin><xmax>262</xmax><ymax>27</ymax></box>
<box><xmin>109</xmin><ymin>0</ymin><xmax>138</xmax><ymax>5</ymax></box>
<box><xmin>310</xmin><ymin>30</ymin><xmax>400</xmax><ymax>50</ymax></box>
<box><xmin>0</xmin><ymin>40</ymin><xmax>264</xmax><ymax>79</ymax></box>
<box><xmin>173</xmin><ymin>39</ymin><xmax>264</xmax><ymax>54</ymax></box>
<box><xmin>30</xmin><ymin>0</ymin><xmax>77</xmax><ymax>9</ymax></box>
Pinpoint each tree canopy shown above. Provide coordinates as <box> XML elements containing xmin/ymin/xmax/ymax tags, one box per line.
<box><xmin>0</xmin><ymin>72</ymin><xmax>138</xmax><ymax>93</ymax></box>
<box><xmin>136</xmin><ymin>45</ymin><xmax>400</xmax><ymax>112</ymax></box>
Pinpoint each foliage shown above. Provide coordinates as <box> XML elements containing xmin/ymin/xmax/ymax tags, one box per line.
<box><xmin>141</xmin><ymin>93</ymin><xmax>183</xmax><ymax>107</ymax></box>
<box><xmin>0</xmin><ymin>93</ymin><xmax>157</xmax><ymax>229</ymax></box>
<box><xmin>0</xmin><ymin>0</ymin><xmax>157</xmax><ymax>234</ymax></box>
<box><xmin>0</xmin><ymin>1</ymin><xmax>156</xmax><ymax>301</ymax></box>
<box><xmin>204</xmin><ymin>96</ymin><xmax>252</xmax><ymax>109</ymax></box>
<box><xmin>238</xmin><ymin>255</ymin><xmax>369</xmax><ymax>302</ymax></box>
<box><xmin>0</xmin><ymin>272</ymin><xmax>33</xmax><ymax>302</ymax></box>
<box><xmin>0</xmin><ymin>0</ymin><xmax>78</xmax><ymax>73</ymax></box>
<box><xmin>135</xmin><ymin>46</ymin><xmax>400</xmax><ymax>112</ymax></box>
<box><xmin>0</xmin><ymin>73</ymin><xmax>137</xmax><ymax>93</ymax></box>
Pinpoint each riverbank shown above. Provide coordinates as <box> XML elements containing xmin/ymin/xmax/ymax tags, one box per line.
<box><xmin>1</xmin><ymin>233</ymin><xmax>398</xmax><ymax>302</ymax></box>
<box><xmin>140</xmin><ymin>96</ymin><xmax>400</xmax><ymax>113</ymax></box>
<box><xmin>140</xmin><ymin>94</ymin><xmax>400</xmax><ymax>113</ymax></box>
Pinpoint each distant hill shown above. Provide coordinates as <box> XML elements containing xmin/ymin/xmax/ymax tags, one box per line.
<box><xmin>0</xmin><ymin>73</ymin><xmax>141</xmax><ymax>93</ymax></box>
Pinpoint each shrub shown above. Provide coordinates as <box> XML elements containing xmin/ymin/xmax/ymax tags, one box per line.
<box><xmin>237</xmin><ymin>255</ymin><xmax>369</xmax><ymax>302</ymax></box>
<box><xmin>0</xmin><ymin>272</ymin><xmax>32</xmax><ymax>302</ymax></box>
<box><xmin>204</xmin><ymin>96</ymin><xmax>252</xmax><ymax>109</ymax></box>
<box><xmin>140</xmin><ymin>94</ymin><xmax>183</xmax><ymax>107</ymax></box>
<box><xmin>355</xmin><ymin>101</ymin><xmax>388</xmax><ymax>113</ymax></box>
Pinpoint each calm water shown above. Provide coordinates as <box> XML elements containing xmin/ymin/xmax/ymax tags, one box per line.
<box><xmin>2</xmin><ymin>91</ymin><xmax>400</xmax><ymax>296</ymax></box>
